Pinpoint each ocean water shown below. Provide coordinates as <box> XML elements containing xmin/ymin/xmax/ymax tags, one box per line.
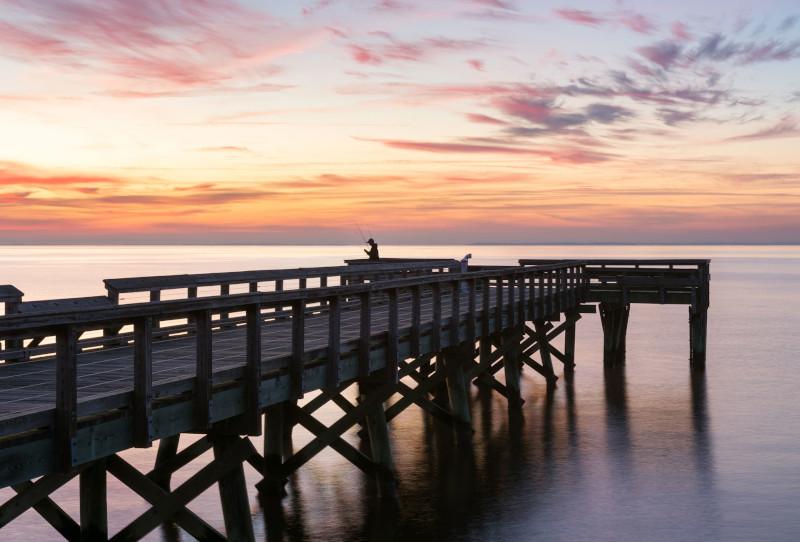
<box><xmin>1</xmin><ymin>245</ymin><xmax>799</xmax><ymax>541</ymax></box>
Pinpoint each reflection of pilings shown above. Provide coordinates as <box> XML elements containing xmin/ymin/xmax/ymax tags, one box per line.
<box><xmin>690</xmin><ymin>366</ymin><xmax>714</xmax><ymax>487</ymax></box>
<box><xmin>600</xmin><ymin>303</ymin><xmax>630</xmax><ymax>367</ymax></box>
<box><xmin>603</xmin><ymin>364</ymin><xmax>632</xmax><ymax>478</ymax></box>
<box><xmin>689</xmin><ymin>308</ymin><xmax>708</xmax><ymax>367</ymax></box>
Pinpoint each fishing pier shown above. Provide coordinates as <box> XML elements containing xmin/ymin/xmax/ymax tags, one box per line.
<box><xmin>0</xmin><ymin>257</ymin><xmax>710</xmax><ymax>541</ymax></box>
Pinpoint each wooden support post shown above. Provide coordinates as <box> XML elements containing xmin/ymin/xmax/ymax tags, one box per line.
<box><xmin>291</xmin><ymin>300</ymin><xmax>305</xmax><ymax>399</ymax></box>
<box><xmin>599</xmin><ymin>302</ymin><xmax>630</xmax><ymax>367</ymax></box>
<box><xmin>133</xmin><ymin>317</ymin><xmax>153</xmax><ymax>448</ymax></box>
<box><xmin>260</xmin><ymin>403</ymin><xmax>286</xmax><ymax>498</ymax></box>
<box><xmin>690</xmin><ymin>307</ymin><xmax>707</xmax><ymax>367</ymax></box>
<box><xmin>213</xmin><ymin>435</ymin><xmax>255</xmax><ymax>542</ymax></box>
<box><xmin>443</xmin><ymin>343</ymin><xmax>472</xmax><ymax>431</ymax></box>
<box><xmin>245</xmin><ymin>304</ymin><xmax>262</xmax><ymax>435</ymax></box>
<box><xmin>55</xmin><ymin>326</ymin><xmax>78</xmax><ymax>471</ymax></box>
<box><xmin>533</xmin><ymin>320</ymin><xmax>557</xmax><ymax>386</ymax></box>
<box><xmin>410</xmin><ymin>286</ymin><xmax>421</xmax><ymax>359</ymax></box>
<box><xmin>194</xmin><ymin>310</ymin><xmax>213</xmax><ymax>429</ymax></box>
<box><xmin>153</xmin><ymin>435</ymin><xmax>181</xmax><ymax>490</ymax></box>
<box><xmin>359</xmin><ymin>292</ymin><xmax>371</xmax><ymax>379</ymax></box>
<box><xmin>327</xmin><ymin>295</ymin><xmax>341</xmax><ymax>391</ymax></box>
<box><xmin>80</xmin><ymin>459</ymin><xmax>108</xmax><ymax>541</ymax></box>
<box><xmin>359</xmin><ymin>380</ymin><xmax>396</xmax><ymax>497</ymax></box>
<box><xmin>387</xmin><ymin>288</ymin><xmax>399</xmax><ymax>383</ymax></box>
<box><xmin>564</xmin><ymin>310</ymin><xmax>577</xmax><ymax>371</ymax></box>
<box><xmin>500</xmin><ymin>326</ymin><xmax>524</xmax><ymax>406</ymax></box>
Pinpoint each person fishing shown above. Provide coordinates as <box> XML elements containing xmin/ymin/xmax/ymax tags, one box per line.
<box><xmin>364</xmin><ymin>238</ymin><xmax>380</xmax><ymax>261</ymax></box>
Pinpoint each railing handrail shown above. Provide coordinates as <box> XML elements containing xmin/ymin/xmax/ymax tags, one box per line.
<box><xmin>103</xmin><ymin>260</ymin><xmax>460</xmax><ymax>295</ymax></box>
<box><xmin>1</xmin><ymin>262</ymin><xmax>586</xmax><ymax>337</ymax></box>
<box><xmin>520</xmin><ymin>258</ymin><xmax>710</xmax><ymax>267</ymax></box>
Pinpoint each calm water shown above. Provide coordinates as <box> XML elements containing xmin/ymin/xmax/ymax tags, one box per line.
<box><xmin>1</xmin><ymin>245</ymin><xmax>799</xmax><ymax>541</ymax></box>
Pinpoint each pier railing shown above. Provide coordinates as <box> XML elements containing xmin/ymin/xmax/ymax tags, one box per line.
<box><xmin>0</xmin><ymin>261</ymin><xmax>458</xmax><ymax>363</ymax></box>
<box><xmin>104</xmin><ymin>260</ymin><xmax>460</xmax><ymax>303</ymax></box>
<box><xmin>519</xmin><ymin>259</ymin><xmax>710</xmax><ymax>309</ymax></box>
<box><xmin>0</xmin><ymin>261</ymin><xmax>586</xmax><ymax>471</ymax></box>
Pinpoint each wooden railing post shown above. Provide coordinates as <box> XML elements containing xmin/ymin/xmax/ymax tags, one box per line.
<box><xmin>410</xmin><ymin>286</ymin><xmax>421</xmax><ymax>359</ymax></box>
<box><xmin>291</xmin><ymin>300</ymin><xmax>305</xmax><ymax>399</ymax></box>
<box><xmin>55</xmin><ymin>325</ymin><xmax>78</xmax><ymax>471</ymax></box>
<box><xmin>194</xmin><ymin>310</ymin><xmax>213</xmax><ymax>429</ymax></box>
<box><xmin>133</xmin><ymin>317</ymin><xmax>153</xmax><ymax>448</ymax></box>
<box><xmin>450</xmin><ymin>280</ymin><xmax>461</xmax><ymax>347</ymax></box>
<box><xmin>494</xmin><ymin>277</ymin><xmax>503</xmax><ymax>333</ymax></box>
<box><xmin>358</xmin><ymin>292</ymin><xmax>371</xmax><ymax>379</ymax></box>
<box><xmin>245</xmin><ymin>304</ymin><xmax>262</xmax><ymax>435</ymax></box>
<box><xmin>386</xmin><ymin>288</ymin><xmax>400</xmax><ymax>383</ymax></box>
<box><xmin>481</xmin><ymin>277</ymin><xmax>491</xmax><ymax>338</ymax></box>
<box><xmin>506</xmin><ymin>274</ymin><xmax>516</xmax><ymax>328</ymax></box>
<box><xmin>431</xmin><ymin>283</ymin><xmax>442</xmax><ymax>353</ymax></box>
<box><xmin>326</xmin><ymin>296</ymin><xmax>341</xmax><ymax>391</ymax></box>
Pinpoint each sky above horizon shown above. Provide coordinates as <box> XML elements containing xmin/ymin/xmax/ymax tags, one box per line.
<box><xmin>1</xmin><ymin>0</ymin><xmax>799</xmax><ymax>244</ymax></box>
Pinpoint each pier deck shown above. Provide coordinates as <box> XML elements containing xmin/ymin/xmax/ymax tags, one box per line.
<box><xmin>0</xmin><ymin>257</ymin><xmax>709</xmax><ymax>541</ymax></box>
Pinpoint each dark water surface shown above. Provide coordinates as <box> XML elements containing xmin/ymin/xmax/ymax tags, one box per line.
<box><xmin>1</xmin><ymin>245</ymin><xmax>798</xmax><ymax>541</ymax></box>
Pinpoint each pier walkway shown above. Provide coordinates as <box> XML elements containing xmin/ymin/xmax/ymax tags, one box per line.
<box><xmin>0</xmin><ymin>257</ymin><xmax>709</xmax><ymax>541</ymax></box>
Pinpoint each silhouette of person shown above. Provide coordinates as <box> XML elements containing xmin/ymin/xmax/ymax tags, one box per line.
<box><xmin>364</xmin><ymin>238</ymin><xmax>380</xmax><ymax>261</ymax></box>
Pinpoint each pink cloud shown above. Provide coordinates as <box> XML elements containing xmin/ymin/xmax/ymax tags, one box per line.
<box><xmin>374</xmin><ymin>138</ymin><xmax>613</xmax><ymax>163</ymax></box>
<box><xmin>350</xmin><ymin>45</ymin><xmax>383</xmax><ymax>65</ymax></box>
<box><xmin>0</xmin><ymin>1</ymin><xmax>313</xmax><ymax>95</ymax></box>
<box><xmin>347</xmin><ymin>34</ymin><xmax>487</xmax><ymax>65</ymax></box>
<box><xmin>620</xmin><ymin>13</ymin><xmax>655</xmax><ymax>34</ymax></box>
<box><xmin>0</xmin><ymin>162</ymin><xmax>123</xmax><ymax>187</ymax></box>
<box><xmin>671</xmin><ymin>21</ymin><xmax>692</xmax><ymax>41</ymax></box>
<box><xmin>466</xmin><ymin>113</ymin><xmax>507</xmax><ymax>125</ymax></box>
<box><xmin>467</xmin><ymin>58</ymin><xmax>484</xmax><ymax>71</ymax></box>
<box><xmin>554</xmin><ymin>8</ymin><xmax>605</xmax><ymax>26</ymax></box>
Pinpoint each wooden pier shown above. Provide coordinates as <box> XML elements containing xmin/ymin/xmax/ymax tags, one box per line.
<box><xmin>0</xmin><ymin>257</ymin><xmax>709</xmax><ymax>541</ymax></box>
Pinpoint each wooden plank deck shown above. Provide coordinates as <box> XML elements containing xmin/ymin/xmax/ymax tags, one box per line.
<box><xmin>0</xmin><ymin>290</ymin><xmax>496</xmax><ymax>420</ymax></box>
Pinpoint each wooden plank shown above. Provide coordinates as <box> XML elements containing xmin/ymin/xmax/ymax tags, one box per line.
<box><xmin>387</xmin><ymin>289</ymin><xmax>399</xmax><ymax>383</ymax></box>
<box><xmin>291</xmin><ymin>300</ymin><xmax>305</xmax><ymax>399</ymax></box>
<box><xmin>194</xmin><ymin>310</ymin><xmax>213</xmax><ymax>430</ymax></box>
<box><xmin>107</xmin><ymin>455</ymin><xmax>225</xmax><ymax>541</ymax></box>
<box><xmin>0</xmin><ymin>469</ymin><xmax>83</xmax><ymax>528</ymax></box>
<box><xmin>466</xmin><ymin>278</ymin><xmax>476</xmax><ymax>346</ymax></box>
<box><xmin>358</xmin><ymin>292</ymin><xmax>371</xmax><ymax>379</ymax></box>
<box><xmin>495</xmin><ymin>277</ymin><xmax>503</xmax><ymax>333</ymax></box>
<box><xmin>55</xmin><ymin>326</ymin><xmax>78</xmax><ymax>471</ymax></box>
<box><xmin>431</xmin><ymin>283</ymin><xmax>441</xmax><ymax>352</ymax></box>
<box><xmin>11</xmin><ymin>481</ymin><xmax>80</xmax><ymax>540</ymax></box>
<box><xmin>80</xmin><ymin>459</ymin><xmax>108</xmax><ymax>541</ymax></box>
<box><xmin>133</xmin><ymin>318</ymin><xmax>153</xmax><ymax>448</ymax></box>
<box><xmin>213</xmin><ymin>435</ymin><xmax>255</xmax><ymax>542</ymax></box>
<box><xmin>110</xmin><ymin>436</ymin><xmax>254</xmax><ymax>542</ymax></box>
<box><xmin>245</xmin><ymin>305</ymin><xmax>262</xmax><ymax>435</ymax></box>
<box><xmin>410</xmin><ymin>286</ymin><xmax>421</xmax><ymax>357</ymax></box>
<box><xmin>449</xmin><ymin>280</ymin><xmax>460</xmax><ymax>346</ymax></box>
<box><xmin>326</xmin><ymin>296</ymin><xmax>341</xmax><ymax>391</ymax></box>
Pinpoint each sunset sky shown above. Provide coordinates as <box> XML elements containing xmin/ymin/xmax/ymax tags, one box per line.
<box><xmin>1</xmin><ymin>0</ymin><xmax>799</xmax><ymax>244</ymax></box>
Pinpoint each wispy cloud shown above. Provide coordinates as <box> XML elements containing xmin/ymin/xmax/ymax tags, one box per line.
<box><xmin>726</xmin><ymin>115</ymin><xmax>800</xmax><ymax>141</ymax></box>
<box><xmin>0</xmin><ymin>0</ymin><xmax>315</xmax><ymax>95</ymax></box>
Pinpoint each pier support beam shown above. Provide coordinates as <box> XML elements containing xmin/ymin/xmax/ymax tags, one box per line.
<box><xmin>689</xmin><ymin>308</ymin><xmax>708</xmax><ymax>367</ymax></box>
<box><xmin>80</xmin><ymin>459</ymin><xmax>107</xmax><ymax>541</ymax></box>
<box><xmin>564</xmin><ymin>310</ymin><xmax>577</xmax><ymax>371</ymax></box>
<box><xmin>500</xmin><ymin>327</ymin><xmax>524</xmax><ymax>406</ymax></box>
<box><xmin>442</xmin><ymin>342</ymin><xmax>473</xmax><ymax>432</ymax></box>
<box><xmin>360</xmin><ymin>380</ymin><xmax>396</xmax><ymax>497</ymax></box>
<box><xmin>599</xmin><ymin>303</ymin><xmax>630</xmax><ymax>367</ymax></box>
<box><xmin>260</xmin><ymin>403</ymin><xmax>287</xmax><ymax>498</ymax></box>
<box><xmin>212</xmin><ymin>434</ymin><xmax>255</xmax><ymax>542</ymax></box>
<box><xmin>152</xmin><ymin>434</ymin><xmax>180</xmax><ymax>490</ymax></box>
